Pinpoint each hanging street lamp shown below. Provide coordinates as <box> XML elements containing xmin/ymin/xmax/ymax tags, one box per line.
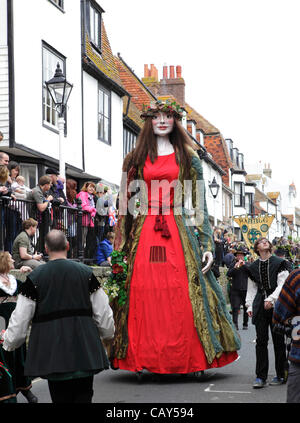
<box><xmin>209</xmin><ymin>177</ymin><xmax>220</xmax><ymax>227</ymax></box>
<box><xmin>45</xmin><ymin>63</ymin><xmax>73</xmax><ymax>182</ymax></box>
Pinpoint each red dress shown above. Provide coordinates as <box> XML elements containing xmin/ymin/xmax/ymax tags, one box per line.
<box><xmin>114</xmin><ymin>153</ymin><xmax>237</xmax><ymax>373</ymax></box>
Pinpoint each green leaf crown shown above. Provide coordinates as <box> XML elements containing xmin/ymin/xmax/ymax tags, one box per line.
<box><xmin>140</xmin><ymin>100</ymin><xmax>184</xmax><ymax>120</ymax></box>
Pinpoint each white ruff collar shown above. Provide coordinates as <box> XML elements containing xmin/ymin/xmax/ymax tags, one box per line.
<box><xmin>0</xmin><ymin>275</ymin><xmax>17</xmax><ymax>296</ymax></box>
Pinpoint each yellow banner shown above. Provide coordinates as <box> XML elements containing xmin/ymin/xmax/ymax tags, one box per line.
<box><xmin>233</xmin><ymin>214</ymin><xmax>275</xmax><ymax>254</ymax></box>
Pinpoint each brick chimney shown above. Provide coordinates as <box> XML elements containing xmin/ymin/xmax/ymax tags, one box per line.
<box><xmin>263</xmin><ymin>163</ymin><xmax>272</xmax><ymax>179</ymax></box>
<box><xmin>158</xmin><ymin>64</ymin><xmax>185</xmax><ymax>106</ymax></box>
<box><xmin>141</xmin><ymin>64</ymin><xmax>159</xmax><ymax>96</ymax></box>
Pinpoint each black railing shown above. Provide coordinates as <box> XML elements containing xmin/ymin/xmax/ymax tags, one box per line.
<box><xmin>0</xmin><ymin>196</ymin><xmax>97</xmax><ymax>262</ymax></box>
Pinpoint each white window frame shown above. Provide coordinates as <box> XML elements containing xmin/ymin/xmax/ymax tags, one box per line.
<box><xmin>98</xmin><ymin>84</ymin><xmax>111</xmax><ymax>144</ymax></box>
<box><xmin>234</xmin><ymin>182</ymin><xmax>245</xmax><ymax>207</ymax></box>
<box><xmin>42</xmin><ymin>44</ymin><xmax>65</xmax><ymax>131</ymax></box>
<box><xmin>19</xmin><ymin>163</ymin><xmax>38</xmax><ymax>189</ymax></box>
<box><xmin>123</xmin><ymin>128</ymin><xmax>137</xmax><ymax>157</ymax></box>
<box><xmin>90</xmin><ymin>3</ymin><xmax>101</xmax><ymax>49</ymax></box>
<box><xmin>245</xmin><ymin>192</ymin><xmax>253</xmax><ymax>214</ymax></box>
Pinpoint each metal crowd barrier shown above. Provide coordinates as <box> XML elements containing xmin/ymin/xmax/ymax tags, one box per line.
<box><xmin>0</xmin><ymin>196</ymin><xmax>90</xmax><ymax>262</ymax></box>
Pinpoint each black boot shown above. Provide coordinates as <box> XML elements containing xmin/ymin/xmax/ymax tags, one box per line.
<box><xmin>21</xmin><ymin>389</ymin><xmax>38</xmax><ymax>403</ymax></box>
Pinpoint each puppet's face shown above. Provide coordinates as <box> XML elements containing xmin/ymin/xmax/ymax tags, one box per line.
<box><xmin>152</xmin><ymin>112</ymin><xmax>174</xmax><ymax>136</ymax></box>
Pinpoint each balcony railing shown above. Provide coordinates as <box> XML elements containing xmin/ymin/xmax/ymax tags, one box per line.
<box><xmin>0</xmin><ymin>196</ymin><xmax>98</xmax><ymax>262</ymax></box>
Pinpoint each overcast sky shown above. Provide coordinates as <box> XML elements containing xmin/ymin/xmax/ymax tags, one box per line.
<box><xmin>99</xmin><ymin>0</ymin><xmax>300</xmax><ymax>207</ymax></box>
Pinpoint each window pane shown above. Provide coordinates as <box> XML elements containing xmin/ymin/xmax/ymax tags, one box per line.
<box><xmin>104</xmin><ymin>93</ymin><xmax>109</xmax><ymax>117</ymax></box>
<box><xmin>19</xmin><ymin>164</ymin><xmax>37</xmax><ymax>189</ymax></box>
<box><xmin>90</xmin><ymin>6</ymin><xmax>94</xmax><ymax>41</ymax></box>
<box><xmin>47</xmin><ymin>105</ymin><xmax>51</xmax><ymax>123</ymax></box>
<box><xmin>98</xmin><ymin>90</ymin><xmax>104</xmax><ymax>113</ymax></box>
<box><xmin>98</xmin><ymin>85</ymin><xmax>110</xmax><ymax>143</ymax></box>
<box><xmin>98</xmin><ymin>114</ymin><xmax>104</xmax><ymax>139</ymax></box>
<box><xmin>42</xmin><ymin>46</ymin><xmax>64</xmax><ymax>128</ymax></box>
<box><xmin>104</xmin><ymin>117</ymin><xmax>109</xmax><ymax>142</ymax></box>
<box><xmin>95</xmin><ymin>12</ymin><xmax>99</xmax><ymax>45</ymax></box>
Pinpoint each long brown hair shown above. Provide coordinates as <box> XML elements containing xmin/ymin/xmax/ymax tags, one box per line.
<box><xmin>0</xmin><ymin>252</ymin><xmax>11</xmax><ymax>274</ymax></box>
<box><xmin>66</xmin><ymin>179</ymin><xmax>78</xmax><ymax>203</ymax></box>
<box><xmin>132</xmin><ymin>117</ymin><xmax>195</xmax><ymax>179</ymax></box>
<box><xmin>0</xmin><ymin>165</ymin><xmax>9</xmax><ymax>184</ymax></box>
<box><xmin>80</xmin><ymin>181</ymin><xmax>96</xmax><ymax>193</ymax></box>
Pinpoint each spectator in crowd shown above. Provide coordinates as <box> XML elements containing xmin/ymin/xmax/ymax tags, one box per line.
<box><xmin>27</xmin><ymin>175</ymin><xmax>53</xmax><ymax>254</ymax></box>
<box><xmin>0</xmin><ymin>165</ymin><xmax>18</xmax><ymax>252</ymax></box>
<box><xmin>76</xmin><ymin>182</ymin><xmax>97</xmax><ymax>251</ymax></box>
<box><xmin>223</xmin><ymin>247</ymin><xmax>236</xmax><ymax>269</ymax></box>
<box><xmin>0</xmin><ymin>252</ymin><xmax>37</xmax><ymax>403</ymax></box>
<box><xmin>1</xmin><ymin>230</ymin><xmax>115</xmax><ymax>403</ymax></box>
<box><xmin>213</xmin><ymin>228</ymin><xmax>224</xmax><ymax>267</ymax></box>
<box><xmin>7</xmin><ymin>161</ymin><xmax>20</xmax><ymax>187</ymax></box>
<box><xmin>246</xmin><ymin>237</ymin><xmax>290</xmax><ymax>388</ymax></box>
<box><xmin>96</xmin><ymin>232</ymin><xmax>115</xmax><ymax>266</ymax></box>
<box><xmin>27</xmin><ymin>175</ymin><xmax>53</xmax><ymax>215</ymax></box>
<box><xmin>0</xmin><ymin>151</ymin><xmax>9</xmax><ymax>166</ymax></box>
<box><xmin>11</xmin><ymin>175</ymin><xmax>31</xmax><ymax>200</ymax></box>
<box><xmin>273</xmin><ymin>268</ymin><xmax>300</xmax><ymax>402</ymax></box>
<box><xmin>227</xmin><ymin>246</ymin><xmax>249</xmax><ymax>331</ymax></box>
<box><xmin>12</xmin><ymin>218</ymin><xmax>45</xmax><ymax>270</ymax></box>
<box><xmin>274</xmin><ymin>247</ymin><xmax>293</xmax><ymax>272</ymax></box>
<box><xmin>46</xmin><ymin>168</ymin><xmax>66</xmax><ymax>206</ymax></box>
<box><xmin>95</xmin><ymin>184</ymin><xmax>114</xmax><ymax>243</ymax></box>
<box><xmin>66</xmin><ymin>179</ymin><xmax>78</xmax><ymax>256</ymax></box>
<box><xmin>0</xmin><ymin>165</ymin><xmax>10</xmax><ymax>197</ymax></box>
<box><xmin>66</xmin><ymin>179</ymin><xmax>78</xmax><ymax>208</ymax></box>
<box><xmin>57</xmin><ymin>175</ymin><xmax>66</xmax><ymax>199</ymax></box>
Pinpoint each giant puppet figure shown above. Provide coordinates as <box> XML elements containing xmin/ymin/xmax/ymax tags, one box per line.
<box><xmin>110</xmin><ymin>101</ymin><xmax>240</xmax><ymax>378</ymax></box>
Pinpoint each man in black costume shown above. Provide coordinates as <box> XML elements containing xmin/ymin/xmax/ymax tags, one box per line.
<box><xmin>2</xmin><ymin>230</ymin><xmax>114</xmax><ymax>403</ymax></box>
<box><xmin>227</xmin><ymin>246</ymin><xmax>249</xmax><ymax>331</ymax></box>
<box><xmin>246</xmin><ymin>237</ymin><xmax>290</xmax><ymax>389</ymax></box>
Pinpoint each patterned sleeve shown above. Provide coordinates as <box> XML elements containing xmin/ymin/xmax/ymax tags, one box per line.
<box><xmin>89</xmin><ymin>273</ymin><xmax>102</xmax><ymax>294</ymax></box>
<box><xmin>18</xmin><ymin>277</ymin><xmax>38</xmax><ymax>301</ymax></box>
<box><xmin>273</xmin><ymin>270</ymin><xmax>300</xmax><ymax>324</ymax></box>
<box><xmin>190</xmin><ymin>154</ymin><xmax>215</xmax><ymax>254</ymax></box>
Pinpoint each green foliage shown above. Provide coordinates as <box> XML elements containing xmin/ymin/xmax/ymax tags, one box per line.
<box><xmin>102</xmin><ymin>251</ymin><xmax>128</xmax><ymax>306</ymax></box>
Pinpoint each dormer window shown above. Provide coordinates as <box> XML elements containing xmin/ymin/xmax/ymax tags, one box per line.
<box><xmin>87</xmin><ymin>1</ymin><xmax>103</xmax><ymax>52</ymax></box>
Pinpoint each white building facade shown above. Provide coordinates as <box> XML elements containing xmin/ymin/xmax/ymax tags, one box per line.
<box><xmin>0</xmin><ymin>0</ymin><xmax>126</xmax><ymax>189</ymax></box>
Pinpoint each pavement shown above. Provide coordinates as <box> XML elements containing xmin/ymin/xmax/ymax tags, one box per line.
<box><xmin>16</xmin><ymin>313</ymin><xmax>288</xmax><ymax>404</ymax></box>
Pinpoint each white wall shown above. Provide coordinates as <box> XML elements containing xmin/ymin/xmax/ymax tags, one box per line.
<box><xmin>232</xmin><ymin>173</ymin><xmax>246</xmax><ymax>218</ymax></box>
<box><xmin>0</xmin><ymin>0</ymin><xmax>9</xmax><ymax>143</ymax></box>
<box><xmin>0</xmin><ymin>0</ymin><xmax>7</xmax><ymax>45</ymax></box>
<box><xmin>83</xmin><ymin>72</ymin><xmax>124</xmax><ymax>186</ymax></box>
<box><xmin>12</xmin><ymin>0</ymin><xmax>83</xmax><ymax>169</ymax></box>
<box><xmin>202</xmin><ymin>160</ymin><xmax>223</xmax><ymax>225</ymax></box>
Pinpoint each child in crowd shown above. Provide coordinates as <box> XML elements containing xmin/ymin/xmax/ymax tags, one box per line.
<box><xmin>11</xmin><ymin>175</ymin><xmax>31</xmax><ymax>200</ymax></box>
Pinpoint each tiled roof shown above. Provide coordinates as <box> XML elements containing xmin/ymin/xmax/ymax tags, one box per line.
<box><xmin>255</xmin><ymin>188</ymin><xmax>277</xmax><ymax>205</ymax></box>
<box><xmin>282</xmin><ymin>214</ymin><xmax>294</xmax><ymax>223</ymax></box>
<box><xmin>114</xmin><ymin>55</ymin><xmax>157</xmax><ymax>129</ymax></box>
<box><xmin>85</xmin><ymin>20</ymin><xmax>124</xmax><ymax>89</ymax></box>
<box><xmin>115</xmin><ymin>55</ymin><xmax>156</xmax><ymax>111</ymax></box>
<box><xmin>184</xmin><ymin>103</ymin><xmax>220</xmax><ymax>135</ymax></box>
<box><xmin>246</xmin><ymin>174</ymin><xmax>262</xmax><ymax>182</ymax></box>
<box><xmin>204</xmin><ymin>133</ymin><xmax>232</xmax><ymax>186</ymax></box>
<box><xmin>254</xmin><ymin>202</ymin><xmax>267</xmax><ymax>213</ymax></box>
<box><xmin>122</xmin><ymin>96</ymin><xmax>144</xmax><ymax>128</ymax></box>
<box><xmin>267</xmin><ymin>192</ymin><xmax>280</xmax><ymax>200</ymax></box>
